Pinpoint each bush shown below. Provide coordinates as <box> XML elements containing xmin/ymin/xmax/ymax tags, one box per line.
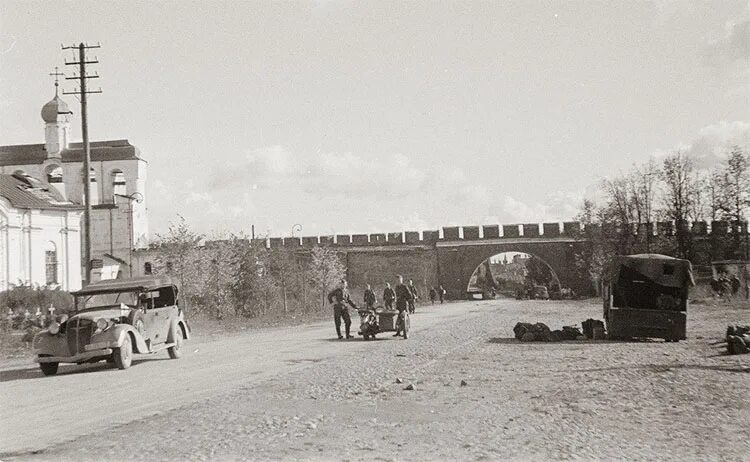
<box><xmin>0</xmin><ymin>284</ymin><xmax>73</xmax><ymax>318</ymax></box>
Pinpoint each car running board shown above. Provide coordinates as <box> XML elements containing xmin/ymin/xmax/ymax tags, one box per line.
<box><xmin>147</xmin><ymin>342</ymin><xmax>176</xmax><ymax>354</ymax></box>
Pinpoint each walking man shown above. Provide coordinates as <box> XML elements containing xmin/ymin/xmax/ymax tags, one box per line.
<box><xmin>439</xmin><ymin>285</ymin><xmax>446</xmax><ymax>303</ymax></box>
<box><xmin>429</xmin><ymin>287</ymin><xmax>437</xmax><ymax>304</ymax></box>
<box><xmin>364</xmin><ymin>284</ymin><xmax>377</xmax><ymax>310</ymax></box>
<box><xmin>328</xmin><ymin>279</ymin><xmax>356</xmax><ymax>339</ymax></box>
<box><xmin>383</xmin><ymin>282</ymin><xmax>396</xmax><ymax>311</ymax></box>
<box><xmin>407</xmin><ymin>279</ymin><xmax>419</xmax><ymax>314</ymax></box>
<box><xmin>394</xmin><ymin>275</ymin><xmax>413</xmax><ymax>336</ymax></box>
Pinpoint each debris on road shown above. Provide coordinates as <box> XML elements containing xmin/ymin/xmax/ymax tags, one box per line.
<box><xmin>395</xmin><ymin>377</ymin><xmax>403</xmax><ymax>384</ymax></box>
<box><xmin>581</xmin><ymin>319</ymin><xmax>606</xmax><ymax>339</ymax></box>
<box><xmin>404</xmin><ymin>384</ymin><xmax>415</xmax><ymax>391</ymax></box>
<box><xmin>725</xmin><ymin>325</ymin><xmax>750</xmax><ymax>355</ymax></box>
<box><xmin>514</xmin><ymin>322</ymin><xmax>585</xmax><ymax>342</ymax></box>
<box><xmin>460</xmin><ymin>380</ymin><xmax>468</xmax><ymax>386</ymax></box>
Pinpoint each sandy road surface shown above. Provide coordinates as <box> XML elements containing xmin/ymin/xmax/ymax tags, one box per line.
<box><xmin>3</xmin><ymin>299</ymin><xmax>749</xmax><ymax>461</ymax></box>
<box><xmin>0</xmin><ymin>301</ymin><xmax>471</xmax><ymax>457</ymax></box>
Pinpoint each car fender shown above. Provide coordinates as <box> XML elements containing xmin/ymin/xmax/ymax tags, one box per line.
<box><xmin>167</xmin><ymin>319</ymin><xmax>190</xmax><ymax>343</ymax></box>
<box><xmin>32</xmin><ymin>330</ymin><xmax>68</xmax><ymax>356</ymax></box>
<box><xmin>109</xmin><ymin>324</ymin><xmax>150</xmax><ymax>354</ymax></box>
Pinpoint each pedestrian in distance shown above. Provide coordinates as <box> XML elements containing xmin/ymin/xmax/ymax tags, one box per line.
<box><xmin>429</xmin><ymin>287</ymin><xmax>437</xmax><ymax>305</ymax></box>
<box><xmin>327</xmin><ymin>279</ymin><xmax>357</xmax><ymax>339</ymax></box>
<box><xmin>364</xmin><ymin>284</ymin><xmax>377</xmax><ymax>310</ymax></box>
<box><xmin>438</xmin><ymin>285</ymin><xmax>446</xmax><ymax>303</ymax></box>
<box><xmin>394</xmin><ymin>275</ymin><xmax>413</xmax><ymax>336</ymax></box>
<box><xmin>383</xmin><ymin>282</ymin><xmax>396</xmax><ymax>311</ymax></box>
<box><xmin>407</xmin><ymin>279</ymin><xmax>419</xmax><ymax>314</ymax></box>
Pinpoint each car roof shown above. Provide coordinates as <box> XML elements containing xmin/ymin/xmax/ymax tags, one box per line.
<box><xmin>72</xmin><ymin>276</ymin><xmax>175</xmax><ymax>296</ymax></box>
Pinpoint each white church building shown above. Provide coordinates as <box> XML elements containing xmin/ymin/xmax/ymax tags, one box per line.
<box><xmin>0</xmin><ymin>86</ymin><xmax>149</xmax><ymax>286</ymax></box>
<box><xmin>0</xmin><ymin>173</ymin><xmax>82</xmax><ymax>291</ymax></box>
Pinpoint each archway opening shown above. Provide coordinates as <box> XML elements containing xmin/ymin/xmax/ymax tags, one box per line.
<box><xmin>111</xmin><ymin>169</ymin><xmax>126</xmax><ymax>201</ymax></box>
<box><xmin>467</xmin><ymin>251</ymin><xmax>565</xmax><ymax>300</ymax></box>
<box><xmin>45</xmin><ymin>165</ymin><xmax>63</xmax><ymax>184</ymax></box>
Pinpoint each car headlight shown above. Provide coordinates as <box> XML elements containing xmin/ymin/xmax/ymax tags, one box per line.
<box><xmin>48</xmin><ymin>321</ymin><xmax>60</xmax><ymax>335</ymax></box>
<box><xmin>94</xmin><ymin>318</ymin><xmax>110</xmax><ymax>334</ymax></box>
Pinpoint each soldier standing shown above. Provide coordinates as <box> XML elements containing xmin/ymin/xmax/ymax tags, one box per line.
<box><xmin>364</xmin><ymin>284</ymin><xmax>377</xmax><ymax>310</ymax></box>
<box><xmin>383</xmin><ymin>282</ymin><xmax>396</xmax><ymax>311</ymax></box>
<box><xmin>407</xmin><ymin>279</ymin><xmax>419</xmax><ymax>314</ymax></box>
<box><xmin>394</xmin><ymin>275</ymin><xmax>413</xmax><ymax>336</ymax></box>
<box><xmin>327</xmin><ymin>279</ymin><xmax>356</xmax><ymax>340</ymax></box>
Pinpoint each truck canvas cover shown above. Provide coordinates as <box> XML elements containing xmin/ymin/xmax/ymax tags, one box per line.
<box><xmin>609</xmin><ymin>254</ymin><xmax>695</xmax><ymax>289</ymax></box>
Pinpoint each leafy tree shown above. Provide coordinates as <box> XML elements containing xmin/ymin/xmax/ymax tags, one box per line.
<box><xmin>309</xmin><ymin>247</ymin><xmax>345</xmax><ymax>309</ymax></box>
<box><xmin>150</xmin><ymin>215</ymin><xmax>204</xmax><ymax>312</ymax></box>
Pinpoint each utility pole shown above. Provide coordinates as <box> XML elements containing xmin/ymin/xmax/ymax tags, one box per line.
<box><xmin>62</xmin><ymin>42</ymin><xmax>101</xmax><ymax>286</ymax></box>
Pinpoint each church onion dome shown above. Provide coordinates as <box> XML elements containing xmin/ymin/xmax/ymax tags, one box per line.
<box><xmin>41</xmin><ymin>95</ymin><xmax>72</xmax><ymax>123</ymax></box>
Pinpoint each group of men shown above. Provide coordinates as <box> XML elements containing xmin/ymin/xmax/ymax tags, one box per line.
<box><xmin>327</xmin><ymin>276</ymin><xmax>446</xmax><ymax>339</ymax></box>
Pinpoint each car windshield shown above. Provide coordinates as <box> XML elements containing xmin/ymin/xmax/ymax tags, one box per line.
<box><xmin>77</xmin><ymin>291</ymin><xmax>138</xmax><ymax>310</ymax></box>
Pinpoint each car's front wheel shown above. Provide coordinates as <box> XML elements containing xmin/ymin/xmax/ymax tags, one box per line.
<box><xmin>113</xmin><ymin>335</ymin><xmax>133</xmax><ymax>369</ymax></box>
<box><xmin>168</xmin><ymin>326</ymin><xmax>183</xmax><ymax>359</ymax></box>
<box><xmin>38</xmin><ymin>355</ymin><xmax>58</xmax><ymax>376</ymax></box>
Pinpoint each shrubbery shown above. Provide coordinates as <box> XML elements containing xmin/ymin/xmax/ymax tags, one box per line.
<box><xmin>149</xmin><ymin>217</ymin><xmax>346</xmax><ymax>319</ymax></box>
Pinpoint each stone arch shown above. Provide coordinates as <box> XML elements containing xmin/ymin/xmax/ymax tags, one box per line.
<box><xmin>466</xmin><ymin>251</ymin><xmax>562</xmax><ymax>294</ymax></box>
<box><xmin>106</xmin><ymin>168</ymin><xmax>127</xmax><ymax>203</ymax></box>
<box><xmin>436</xmin><ymin>240</ymin><xmax>590</xmax><ymax>300</ymax></box>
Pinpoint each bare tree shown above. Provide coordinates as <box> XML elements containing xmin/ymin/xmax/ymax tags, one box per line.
<box><xmin>721</xmin><ymin>146</ymin><xmax>750</xmax><ymax>257</ymax></box>
<box><xmin>660</xmin><ymin>151</ymin><xmax>697</xmax><ymax>258</ymax></box>
<box><xmin>629</xmin><ymin>158</ymin><xmax>659</xmax><ymax>250</ymax></box>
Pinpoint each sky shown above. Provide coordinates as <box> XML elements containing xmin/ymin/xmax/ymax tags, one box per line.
<box><xmin>1</xmin><ymin>0</ymin><xmax>748</xmax><ymax>239</ymax></box>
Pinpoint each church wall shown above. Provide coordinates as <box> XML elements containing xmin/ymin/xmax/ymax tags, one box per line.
<box><xmin>0</xmin><ymin>199</ymin><xmax>82</xmax><ymax>291</ymax></box>
<box><xmin>89</xmin><ymin>205</ymin><xmax>133</xmax><ymax>269</ymax></box>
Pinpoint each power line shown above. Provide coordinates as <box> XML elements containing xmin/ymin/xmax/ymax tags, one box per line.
<box><xmin>62</xmin><ymin>42</ymin><xmax>102</xmax><ymax>286</ymax></box>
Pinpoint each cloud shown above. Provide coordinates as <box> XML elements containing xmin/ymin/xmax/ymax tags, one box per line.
<box><xmin>652</xmin><ymin>120</ymin><xmax>750</xmax><ymax>170</ymax></box>
<box><xmin>208</xmin><ymin>145</ymin><xmax>426</xmax><ymax>200</ymax></box>
<box><xmin>707</xmin><ymin>18</ymin><xmax>750</xmax><ymax>63</ymax></box>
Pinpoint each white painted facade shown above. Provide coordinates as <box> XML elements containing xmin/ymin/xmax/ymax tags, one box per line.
<box><xmin>0</xmin><ymin>197</ymin><xmax>82</xmax><ymax>291</ymax></box>
<box><xmin>0</xmin><ymin>91</ymin><xmax>149</xmax><ymax>281</ymax></box>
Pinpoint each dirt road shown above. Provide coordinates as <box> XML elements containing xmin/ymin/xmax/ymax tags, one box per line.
<box><xmin>0</xmin><ymin>301</ymin><xmax>472</xmax><ymax>457</ymax></box>
<box><xmin>2</xmin><ymin>299</ymin><xmax>748</xmax><ymax>461</ymax></box>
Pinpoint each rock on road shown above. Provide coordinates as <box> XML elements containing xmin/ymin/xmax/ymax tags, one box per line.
<box><xmin>2</xmin><ymin>299</ymin><xmax>748</xmax><ymax>461</ymax></box>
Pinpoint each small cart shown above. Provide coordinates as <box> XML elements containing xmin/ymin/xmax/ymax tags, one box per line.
<box><xmin>357</xmin><ymin>307</ymin><xmax>410</xmax><ymax>340</ymax></box>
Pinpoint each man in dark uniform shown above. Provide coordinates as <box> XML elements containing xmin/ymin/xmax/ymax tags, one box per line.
<box><xmin>328</xmin><ymin>279</ymin><xmax>356</xmax><ymax>339</ymax></box>
<box><xmin>383</xmin><ymin>282</ymin><xmax>396</xmax><ymax>311</ymax></box>
<box><xmin>429</xmin><ymin>287</ymin><xmax>437</xmax><ymax>304</ymax></box>
<box><xmin>407</xmin><ymin>279</ymin><xmax>419</xmax><ymax>314</ymax></box>
<box><xmin>394</xmin><ymin>275</ymin><xmax>413</xmax><ymax>336</ymax></box>
<box><xmin>364</xmin><ymin>284</ymin><xmax>377</xmax><ymax>310</ymax></box>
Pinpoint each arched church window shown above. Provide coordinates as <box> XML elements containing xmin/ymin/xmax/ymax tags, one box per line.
<box><xmin>112</xmin><ymin>170</ymin><xmax>126</xmax><ymax>199</ymax></box>
<box><xmin>45</xmin><ymin>241</ymin><xmax>58</xmax><ymax>285</ymax></box>
<box><xmin>46</xmin><ymin>165</ymin><xmax>63</xmax><ymax>184</ymax></box>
